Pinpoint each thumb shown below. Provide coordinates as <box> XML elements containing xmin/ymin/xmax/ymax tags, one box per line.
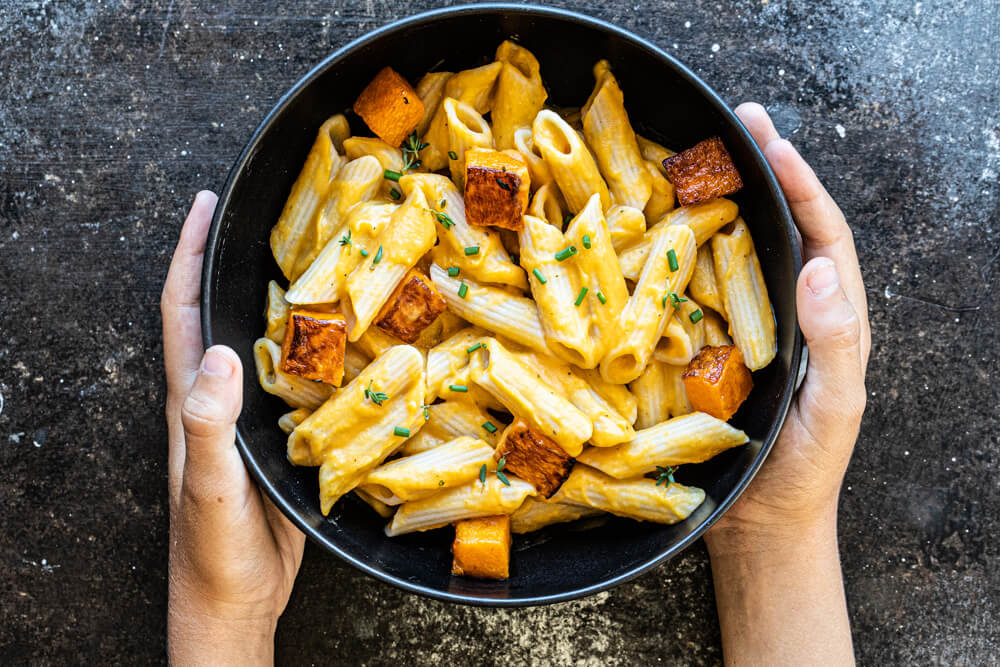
<box><xmin>796</xmin><ymin>257</ymin><xmax>866</xmax><ymax>429</ymax></box>
<box><xmin>180</xmin><ymin>346</ymin><xmax>246</xmax><ymax>496</ymax></box>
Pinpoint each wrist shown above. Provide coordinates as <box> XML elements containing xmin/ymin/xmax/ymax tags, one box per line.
<box><xmin>705</xmin><ymin>507</ymin><xmax>838</xmax><ymax>560</ymax></box>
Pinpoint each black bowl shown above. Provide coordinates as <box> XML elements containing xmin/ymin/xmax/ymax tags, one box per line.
<box><xmin>202</xmin><ymin>3</ymin><xmax>802</xmax><ymax>606</ymax></box>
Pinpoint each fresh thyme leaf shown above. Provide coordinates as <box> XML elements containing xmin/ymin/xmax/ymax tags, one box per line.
<box><xmin>364</xmin><ymin>380</ymin><xmax>388</xmax><ymax>406</ymax></box>
<box><xmin>496</xmin><ymin>470</ymin><xmax>511</xmax><ymax>486</ymax></box>
<box><xmin>655</xmin><ymin>465</ymin><xmax>676</xmax><ymax>487</ymax></box>
<box><xmin>479</xmin><ymin>464</ymin><xmax>487</xmax><ymax>486</ymax></box>
<box><xmin>426</xmin><ymin>208</ymin><xmax>455</xmax><ymax>230</ymax></box>
<box><xmin>339</xmin><ymin>229</ymin><xmax>352</xmax><ymax>251</ymax></box>
<box><xmin>496</xmin><ymin>456</ymin><xmax>506</xmax><ymax>472</ymax></box>
<box><xmin>401</xmin><ymin>131</ymin><xmax>428</xmax><ymax>171</ymax></box>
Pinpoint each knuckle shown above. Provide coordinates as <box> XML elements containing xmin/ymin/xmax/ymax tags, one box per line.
<box><xmin>181</xmin><ymin>391</ymin><xmax>228</xmax><ymax>438</ymax></box>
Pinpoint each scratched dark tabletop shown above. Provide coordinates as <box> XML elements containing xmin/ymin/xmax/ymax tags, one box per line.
<box><xmin>1</xmin><ymin>1</ymin><xmax>998</xmax><ymax>664</ymax></box>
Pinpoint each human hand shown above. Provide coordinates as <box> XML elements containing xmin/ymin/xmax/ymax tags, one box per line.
<box><xmin>706</xmin><ymin>103</ymin><xmax>872</xmax><ymax>554</ymax></box>
<box><xmin>161</xmin><ymin>191</ymin><xmax>305</xmax><ymax>665</ymax></box>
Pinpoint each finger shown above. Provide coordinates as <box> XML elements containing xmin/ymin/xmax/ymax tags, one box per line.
<box><xmin>734</xmin><ymin>102</ymin><xmax>781</xmax><ymax>149</ymax></box>
<box><xmin>180</xmin><ymin>346</ymin><xmax>249</xmax><ymax>504</ymax></box>
<box><xmin>795</xmin><ymin>258</ymin><xmax>866</xmax><ymax>443</ymax></box>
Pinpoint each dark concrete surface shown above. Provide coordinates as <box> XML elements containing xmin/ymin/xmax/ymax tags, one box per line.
<box><xmin>1</xmin><ymin>1</ymin><xmax>997</xmax><ymax>664</ymax></box>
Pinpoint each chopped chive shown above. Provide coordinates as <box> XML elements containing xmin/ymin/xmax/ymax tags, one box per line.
<box><xmin>689</xmin><ymin>309</ymin><xmax>704</xmax><ymax>324</ymax></box>
<box><xmin>554</xmin><ymin>246</ymin><xmax>577</xmax><ymax>262</ymax></box>
<box><xmin>384</xmin><ymin>169</ymin><xmax>402</xmax><ymax>182</ymax></box>
<box><xmin>370</xmin><ymin>244</ymin><xmax>383</xmax><ymax>270</ymax></box>
<box><xmin>510</xmin><ymin>254</ymin><xmax>517</xmax><ymax>264</ymax></box>
<box><xmin>562</xmin><ymin>213</ymin><xmax>573</xmax><ymax>227</ymax></box>
<box><xmin>440</xmin><ymin>199</ymin><xmax>447</xmax><ymax>208</ymax></box>
<box><xmin>596</xmin><ymin>291</ymin><xmax>607</xmax><ymax>304</ymax></box>
<box><xmin>457</xmin><ymin>282</ymin><xmax>469</xmax><ymax>299</ymax></box>
<box><xmin>496</xmin><ymin>470</ymin><xmax>511</xmax><ymax>486</ymax></box>
<box><xmin>359</xmin><ymin>248</ymin><xmax>369</xmax><ymax>258</ymax></box>
<box><xmin>532</xmin><ymin>268</ymin><xmax>547</xmax><ymax>284</ymax></box>
<box><xmin>574</xmin><ymin>286</ymin><xmax>589</xmax><ymax>306</ymax></box>
<box><xmin>466</xmin><ymin>342</ymin><xmax>484</xmax><ymax>354</ymax></box>
<box><xmin>389</xmin><ymin>188</ymin><xmax>401</xmax><ymax>200</ymax></box>
<box><xmin>447</xmin><ymin>266</ymin><xmax>460</xmax><ymax>277</ymax></box>
<box><xmin>665</xmin><ymin>291</ymin><xmax>688</xmax><ymax>309</ymax></box>
<box><xmin>464</xmin><ymin>245</ymin><xmax>480</xmax><ymax>256</ymax></box>
<box><xmin>422</xmin><ymin>405</ymin><xmax>431</xmax><ymax>421</ymax></box>
<box><xmin>393</xmin><ymin>426</ymin><xmax>410</xmax><ymax>437</ymax></box>
<box><xmin>479</xmin><ymin>464</ymin><xmax>487</xmax><ymax>485</ymax></box>
<box><xmin>667</xmin><ymin>248</ymin><xmax>679</xmax><ymax>272</ymax></box>
<box><xmin>662</xmin><ymin>294</ymin><xmax>669</xmax><ymax>309</ymax></box>
<box><xmin>582</xmin><ymin>234</ymin><xmax>592</xmax><ymax>249</ymax></box>
<box><xmin>449</xmin><ymin>384</ymin><xmax>468</xmax><ymax>393</ymax></box>
<box><xmin>482</xmin><ymin>421</ymin><xmax>498</xmax><ymax>434</ymax></box>
<box><xmin>496</xmin><ymin>456</ymin><xmax>506</xmax><ymax>472</ymax></box>
<box><xmin>448</xmin><ymin>150</ymin><xmax>458</xmax><ymax>160</ymax></box>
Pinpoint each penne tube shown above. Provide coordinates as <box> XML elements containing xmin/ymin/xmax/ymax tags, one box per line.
<box><xmin>443</xmin><ymin>97</ymin><xmax>494</xmax><ymax>188</ymax></box>
<box><xmin>278</xmin><ymin>407</ymin><xmax>312</xmax><ymax>435</ymax></box>
<box><xmin>385</xmin><ymin>475</ymin><xmax>535</xmax><ymax>536</ymax></box>
<box><xmin>425</xmin><ymin>327</ymin><xmax>488</xmax><ymax>403</ymax></box>
<box><xmin>264</xmin><ymin>280</ymin><xmax>291</xmax><ymax>343</ymax></box>
<box><xmin>577</xmin><ymin>412</ymin><xmax>749</xmax><ymax>479</ymax></box>
<box><xmin>343</xmin><ymin>343</ymin><xmax>371</xmax><ymax>384</ymax></box>
<box><xmin>653</xmin><ymin>313</ymin><xmax>694</xmax><ymax>365</ymax></box>
<box><xmin>643</xmin><ymin>161</ymin><xmax>676</xmax><ymax>223</ymax></box>
<box><xmin>712</xmin><ymin>218</ymin><xmax>777</xmax><ymax>370</ymax></box>
<box><xmin>510</xmin><ymin>497</ymin><xmax>603</xmax><ymax>534</ymax></box>
<box><xmin>429</xmin><ymin>264</ymin><xmax>551</xmax><ymax>357</ymax></box>
<box><xmin>518</xmin><ymin>214</ymin><xmax>595</xmax><ymax>367</ymax></box>
<box><xmin>513</xmin><ymin>127</ymin><xmax>554</xmax><ymax>191</ymax></box>
<box><xmin>552</xmin><ymin>465</ymin><xmax>705</xmax><ymax>524</ymax></box>
<box><xmin>404</xmin><ymin>173</ymin><xmax>526</xmax><ymax>289</ymax></box>
<box><xmin>527</xmin><ymin>184</ymin><xmax>566</xmax><ymax>226</ymax></box>
<box><xmin>469</xmin><ymin>338</ymin><xmax>593</xmax><ymax>456</ymax></box>
<box><xmin>343</xmin><ymin>137</ymin><xmax>405</xmax><ymax>200</ymax></box>
<box><xmin>414</xmin><ymin>71</ymin><xmax>453</xmax><ymax>137</ymax></box>
<box><xmin>421</xmin><ymin>62</ymin><xmax>502</xmax><ymax>171</ymax></box>
<box><xmin>581</xmin><ymin>61</ymin><xmax>652</xmax><ymax>210</ymax></box>
<box><xmin>605</xmin><ymin>205</ymin><xmax>647</xmax><ymax>253</ymax></box>
<box><xmin>354</xmin><ymin>487</ymin><xmax>396</xmax><ymax>518</ymax></box>
<box><xmin>363</xmin><ymin>436</ymin><xmax>496</xmax><ymax>502</ymax></box>
<box><xmin>285</xmin><ymin>201</ymin><xmax>395</xmax><ymax>305</ymax></box>
<box><xmin>288</xmin><ymin>345</ymin><xmax>426</xmax><ymax>514</ymax></box>
<box><xmin>412</xmin><ymin>310</ymin><xmax>470</xmax><ymax>351</ymax></box>
<box><xmin>601</xmin><ymin>224</ymin><xmax>696</xmax><ymax>384</ymax></box>
<box><xmin>629</xmin><ymin>360</ymin><xmax>692</xmax><ymax>430</ymax></box>
<box><xmin>327</xmin><ymin>113</ymin><xmax>351</xmax><ymax>154</ymax></box>
<box><xmin>492</xmin><ymin>41</ymin><xmax>547</xmax><ymax>150</ymax></box>
<box><xmin>689</xmin><ymin>243</ymin><xmax>729</xmax><ymax>319</ymax></box>
<box><xmin>253</xmin><ymin>337</ymin><xmax>334</xmax><ymax>410</ymax></box>
<box><xmin>270</xmin><ymin>115</ymin><xmax>347</xmax><ymax>280</ymax></box>
<box><xmin>346</xmin><ymin>184</ymin><xmax>436</xmax><ymax>340</ymax></box>
<box><xmin>636</xmin><ymin>134</ymin><xmax>676</xmax><ymax>171</ymax></box>
<box><xmin>577</xmin><ymin>368</ymin><xmax>638</xmax><ymax>425</ymax></box>
<box><xmin>354</xmin><ymin>324</ymin><xmax>403</xmax><ymax>359</ymax></box>
<box><xmin>400</xmin><ymin>399</ymin><xmax>502</xmax><ymax>456</ymax></box>
<box><xmin>702</xmin><ymin>308</ymin><xmax>732</xmax><ymax>346</ymax></box>
<box><xmin>532</xmin><ymin>109</ymin><xmax>611</xmax><ymax>213</ymax></box>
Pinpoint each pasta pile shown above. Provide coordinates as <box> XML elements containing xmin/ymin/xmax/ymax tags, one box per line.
<box><xmin>254</xmin><ymin>41</ymin><xmax>777</xmax><ymax>580</ymax></box>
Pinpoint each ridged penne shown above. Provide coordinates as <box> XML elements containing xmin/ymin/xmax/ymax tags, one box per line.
<box><xmin>577</xmin><ymin>412</ymin><xmax>749</xmax><ymax>478</ymax></box>
<box><xmin>643</xmin><ymin>161</ymin><xmax>676</xmax><ymax>223</ymax></box>
<box><xmin>576</xmin><ymin>367</ymin><xmax>638</xmax><ymax>425</ymax></box>
<box><xmin>532</xmin><ymin>110</ymin><xmax>610</xmax><ymax>212</ymax></box>
<box><xmin>400</xmin><ymin>399</ymin><xmax>502</xmax><ymax>456</ymax></box>
<box><xmin>414</xmin><ymin>71</ymin><xmax>453</xmax><ymax>137</ymax></box>
<box><xmin>343</xmin><ymin>343</ymin><xmax>371</xmax><ymax>384</ymax></box>
<box><xmin>689</xmin><ymin>243</ymin><xmax>729</xmax><ymax>319</ymax></box>
<box><xmin>363</xmin><ymin>436</ymin><xmax>496</xmax><ymax>502</ymax></box>
<box><xmin>527</xmin><ymin>184</ymin><xmax>565</xmax><ymax>226</ymax></box>
<box><xmin>601</xmin><ymin>224</ymin><xmax>696</xmax><ymax>384</ymax></box>
<box><xmin>605</xmin><ymin>205</ymin><xmax>647</xmax><ymax>253</ymax></box>
<box><xmin>444</xmin><ymin>97</ymin><xmax>494</xmax><ymax>188</ymax></box>
<box><xmin>469</xmin><ymin>338</ymin><xmax>593</xmax><ymax>456</ymax></box>
<box><xmin>636</xmin><ymin>134</ymin><xmax>676</xmax><ymax>169</ymax></box>
<box><xmin>385</xmin><ymin>475</ymin><xmax>535</xmax><ymax>536</ymax></box>
<box><xmin>653</xmin><ymin>313</ymin><xmax>693</xmax><ymax>366</ymax></box>
<box><xmin>287</xmin><ymin>345</ymin><xmax>425</xmax><ymax>514</ymax></box>
<box><xmin>552</xmin><ymin>465</ymin><xmax>705</xmax><ymax>524</ymax></box>
<box><xmin>429</xmin><ymin>264</ymin><xmax>550</xmax><ymax>357</ymax></box>
<box><xmin>492</xmin><ymin>41</ymin><xmax>547</xmax><ymax>150</ymax></box>
<box><xmin>421</xmin><ymin>62</ymin><xmax>502</xmax><ymax>171</ymax></box>
<box><xmin>253</xmin><ymin>337</ymin><xmax>334</xmax><ymax>410</ymax></box>
<box><xmin>630</xmin><ymin>360</ymin><xmax>692</xmax><ymax>430</ymax></box>
<box><xmin>278</xmin><ymin>407</ymin><xmax>312</xmax><ymax>435</ymax></box>
<box><xmin>513</xmin><ymin>127</ymin><xmax>554</xmax><ymax>191</ymax></box>
<box><xmin>712</xmin><ymin>218</ymin><xmax>777</xmax><ymax>370</ymax></box>
<box><xmin>354</xmin><ymin>487</ymin><xmax>396</xmax><ymax>519</ymax></box>
<box><xmin>270</xmin><ymin>115</ymin><xmax>347</xmax><ymax>280</ymax></box>
<box><xmin>510</xmin><ymin>497</ymin><xmax>603</xmax><ymax>534</ymax></box>
<box><xmin>265</xmin><ymin>280</ymin><xmax>290</xmax><ymax>343</ymax></box>
<box><xmin>425</xmin><ymin>327</ymin><xmax>488</xmax><ymax>402</ymax></box>
<box><xmin>343</xmin><ymin>136</ymin><xmax>405</xmax><ymax>200</ymax></box>
<box><xmin>702</xmin><ymin>308</ymin><xmax>732</xmax><ymax>346</ymax></box>
<box><xmin>581</xmin><ymin>61</ymin><xmax>651</xmax><ymax>210</ymax></box>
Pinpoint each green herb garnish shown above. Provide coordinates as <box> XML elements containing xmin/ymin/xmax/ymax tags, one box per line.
<box><xmin>401</xmin><ymin>131</ymin><xmax>429</xmax><ymax>171</ymax></box>
<box><xmin>389</xmin><ymin>188</ymin><xmax>401</xmax><ymax>200</ymax></box>
<box><xmin>665</xmin><ymin>291</ymin><xmax>687</xmax><ymax>309</ymax></box>
<box><xmin>689</xmin><ymin>309</ymin><xmax>704</xmax><ymax>324</ymax></box>
<box><xmin>448</xmin><ymin>150</ymin><xmax>458</xmax><ymax>160</ymax></box>
<box><xmin>554</xmin><ymin>246</ymin><xmax>577</xmax><ymax>262</ymax></box>
<box><xmin>427</xmin><ymin>208</ymin><xmax>455</xmax><ymax>230</ymax></box>
<box><xmin>449</xmin><ymin>384</ymin><xmax>468</xmax><ymax>393</ymax></box>
<box><xmin>596</xmin><ymin>291</ymin><xmax>607</xmax><ymax>304</ymax></box>
<box><xmin>447</xmin><ymin>266</ymin><xmax>460</xmax><ymax>277</ymax></box>
<box><xmin>359</xmin><ymin>248</ymin><xmax>369</xmax><ymax>258</ymax></box>
<box><xmin>482</xmin><ymin>421</ymin><xmax>497</xmax><ymax>434</ymax></box>
<box><xmin>655</xmin><ymin>465</ymin><xmax>676</xmax><ymax>487</ymax></box>
<box><xmin>458</xmin><ymin>282</ymin><xmax>469</xmax><ymax>299</ymax></box>
<box><xmin>464</xmin><ymin>245</ymin><xmax>480</xmax><ymax>256</ymax></box>
<box><xmin>339</xmin><ymin>229</ymin><xmax>352</xmax><ymax>251</ymax></box>
<box><xmin>582</xmin><ymin>234</ymin><xmax>592</xmax><ymax>249</ymax></box>
<box><xmin>364</xmin><ymin>380</ymin><xmax>388</xmax><ymax>406</ymax></box>
<box><xmin>562</xmin><ymin>213</ymin><xmax>573</xmax><ymax>227</ymax></box>
<box><xmin>574</xmin><ymin>287</ymin><xmax>588</xmax><ymax>306</ymax></box>
<box><xmin>384</xmin><ymin>169</ymin><xmax>402</xmax><ymax>182</ymax></box>
<box><xmin>479</xmin><ymin>464</ymin><xmax>487</xmax><ymax>486</ymax></box>
<box><xmin>466</xmin><ymin>342</ymin><xmax>484</xmax><ymax>354</ymax></box>
<box><xmin>532</xmin><ymin>268</ymin><xmax>547</xmax><ymax>284</ymax></box>
<box><xmin>393</xmin><ymin>426</ymin><xmax>410</xmax><ymax>437</ymax></box>
<box><xmin>422</xmin><ymin>405</ymin><xmax>431</xmax><ymax>421</ymax></box>
<box><xmin>667</xmin><ymin>248</ymin><xmax>679</xmax><ymax>272</ymax></box>
<box><xmin>370</xmin><ymin>244</ymin><xmax>383</xmax><ymax>270</ymax></box>
<box><xmin>495</xmin><ymin>178</ymin><xmax>511</xmax><ymax>192</ymax></box>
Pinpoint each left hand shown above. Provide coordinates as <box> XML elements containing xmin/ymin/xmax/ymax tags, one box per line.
<box><xmin>161</xmin><ymin>191</ymin><xmax>305</xmax><ymax>665</ymax></box>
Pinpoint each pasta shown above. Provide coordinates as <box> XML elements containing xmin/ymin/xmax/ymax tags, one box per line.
<box><xmin>256</xmin><ymin>45</ymin><xmax>779</xmax><ymax>579</ymax></box>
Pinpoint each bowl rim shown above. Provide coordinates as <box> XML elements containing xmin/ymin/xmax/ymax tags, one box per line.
<box><xmin>202</xmin><ymin>2</ymin><xmax>803</xmax><ymax>607</ymax></box>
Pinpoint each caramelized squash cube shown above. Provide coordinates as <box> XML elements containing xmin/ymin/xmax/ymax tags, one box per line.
<box><xmin>374</xmin><ymin>268</ymin><xmax>447</xmax><ymax>343</ymax></box>
<box><xmin>451</xmin><ymin>515</ymin><xmax>512</xmax><ymax>580</ymax></box>
<box><xmin>662</xmin><ymin>137</ymin><xmax>744</xmax><ymax>206</ymax></box>
<box><xmin>681</xmin><ymin>344</ymin><xmax>753</xmax><ymax>421</ymax></box>
<box><xmin>464</xmin><ymin>148</ymin><xmax>530</xmax><ymax>231</ymax></box>
<box><xmin>495</xmin><ymin>420</ymin><xmax>574</xmax><ymax>498</ymax></box>
<box><xmin>353</xmin><ymin>67</ymin><xmax>425</xmax><ymax>148</ymax></box>
<box><xmin>280</xmin><ymin>310</ymin><xmax>348</xmax><ymax>386</ymax></box>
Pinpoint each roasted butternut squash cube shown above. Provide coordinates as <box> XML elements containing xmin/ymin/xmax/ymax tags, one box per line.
<box><xmin>662</xmin><ymin>137</ymin><xmax>743</xmax><ymax>206</ymax></box>
<box><xmin>353</xmin><ymin>67</ymin><xmax>425</xmax><ymax>148</ymax></box>
<box><xmin>495</xmin><ymin>420</ymin><xmax>574</xmax><ymax>498</ymax></box>
<box><xmin>279</xmin><ymin>310</ymin><xmax>348</xmax><ymax>386</ymax></box>
<box><xmin>681</xmin><ymin>344</ymin><xmax>753</xmax><ymax>421</ymax></box>
<box><xmin>451</xmin><ymin>515</ymin><xmax>512</xmax><ymax>580</ymax></box>
<box><xmin>464</xmin><ymin>148</ymin><xmax>530</xmax><ymax>231</ymax></box>
<box><xmin>374</xmin><ymin>268</ymin><xmax>447</xmax><ymax>343</ymax></box>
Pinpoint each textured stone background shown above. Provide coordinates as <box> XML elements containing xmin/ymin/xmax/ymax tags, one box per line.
<box><xmin>1</xmin><ymin>1</ymin><xmax>998</xmax><ymax>664</ymax></box>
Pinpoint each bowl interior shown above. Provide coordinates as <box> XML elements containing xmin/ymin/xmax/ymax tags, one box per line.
<box><xmin>204</xmin><ymin>5</ymin><xmax>800</xmax><ymax>605</ymax></box>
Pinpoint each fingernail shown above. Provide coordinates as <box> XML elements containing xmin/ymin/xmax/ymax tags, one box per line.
<box><xmin>201</xmin><ymin>348</ymin><xmax>233</xmax><ymax>377</ymax></box>
<box><xmin>806</xmin><ymin>258</ymin><xmax>839</xmax><ymax>299</ymax></box>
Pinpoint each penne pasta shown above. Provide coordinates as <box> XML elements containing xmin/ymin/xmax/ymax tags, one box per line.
<box><xmin>424</xmin><ymin>327</ymin><xmax>501</xmax><ymax>410</ymax></box>
<box><xmin>636</xmin><ymin>134</ymin><xmax>676</xmax><ymax>170</ymax></box>
<box><xmin>343</xmin><ymin>343</ymin><xmax>371</xmax><ymax>384</ymax></box>
<box><xmin>532</xmin><ymin>109</ymin><xmax>611</xmax><ymax>213</ymax></box>
<box><xmin>552</xmin><ymin>465</ymin><xmax>705</xmax><ymax>524</ymax></box>
<box><xmin>577</xmin><ymin>412</ymin><xmax>749</xmax><ymax>479</ymax></box>
<box><xmin>653</xmin><ymin>313</ymin><xmax>694</xmax><ymax>366</ymax></box>
<box><xmin>421</xmin><ymin>62</ymin><xmax>502</xmax><ymax>171</ymax></box>
<box><xmin>527</xmin><ymin>184</ymin><xmax>566</xmax><ymax>226</ymax></box>
<box><xmin>702</xmin><ymin>308</ymin><xmax>733</xmax><ymax>346</ymax></box>
<box><xmin>278</xmin><ymin>407</ymin><xmax>312</xmax><ymax>435</ymax></box>
<box><xmin>354</xmin><ymin>487</ymin><xmax>396</xmax><ymax>518</ymax></box>
<box><xmin>385</xmin><ymin>475</ymin><xmax>535</xmax><ymax>536</ymax></box>
<box><xmin>643</xmin><ymin>161</ymin><xmax>676</xmax><ymax>223</ymax></box>
<box><xmin>253</xmin><ymin>337</ymin><xmax>334</xmax><ymax>410</ymax></box>
<box><xmin>689</xmin><ymin>243</ymin><xmax>729</xmax><ymax>319</ymax></box>
<box><xmin>581</xmin><ymin>61</ymin><xmax>652</xmax><ymax>210</ymax></box>
<box><xmin>363</xmin><ymin>436</ymin><xmax>496</xmax><ymax>502</ymax></box>
<box><xmin>400</xmin><ymin>399</ymin><xmax>502</xmax><ymax>456</ymax></box>
<box><xmin>443</xmin><ymin>97</ymin><xmax>494</xmax><ymax>188</ymax></box>
<box><xmin>513</xmin><ymin>127</ymin><xmax>554</xmax><ymax>191</ymax></box>
<box><xmin>492</xmin><ymin>41</ymin><xmax>547</xmax><ymax>150</ymax></box>
<box><xmin>712</xmin><ymin>218</ymin><xmax>777</xmax><ymax>370</ymax></box>
<box><xmin>510</xmin><ymin>497</ymin><xmax>603</xmax><ymax>534</ymax></box>
<box><xmin>630</xmin><ymin>360</ymin><xmax>692</xmax><ymax>430</ymax></box>
<box><xmin>343</xmin><ymin>136</ymin><xmax>405</xmax><ymax>200</ymax></box>
<box><xmin>414</xmin><ymin>71</ymin><xmax>453</xmax><ymax>137</ymax></box>
<box><xmin>605</xmin><ymin>205</ymin><xmax>647</xmax><ymax>253</ymax></box>
<box><xmin>264</xmin><ymin>280</ymin><xmax>291</xmax><ymax>343</ymax></box>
